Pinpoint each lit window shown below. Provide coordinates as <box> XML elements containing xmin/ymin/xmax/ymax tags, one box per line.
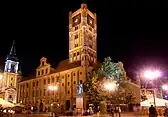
<box><xmin>52</xmin><ymin>77</ymin><xmax>54</xmax><ymax>83</ymax></box>
<box><xmin>44</xmin><ymin>79</ymin><xmax>46</xmax><ymax>85</ymax></box>
<box><xmin>42</xmin><ymin>61</ymin><xmax>44</xmax><ymax>66</ymax></box>
<box><xmin>75</xmin><ymin>26</ymin><xmax>78</xmax><ymax>30</ymax></box>
<box><xmin>38</xmin><ymin>71</ymin><xmax>40</xmax><ymax>76</ymax></box>
<box><xmin>42</xmin><ymin>70</ymin><xmax>44</xmax><ymax>75</ymax></box>
<box><xmin>48</xmin><ymin>78</ymin><xmax>50</xmax><ymax>84</ymax></box>
<box><xmin>75</xmin><ymin>34</ymin><xmax>78</xmax><ymax>39</ymax></box>
<box><xmin>62</xmin><ymin>83</ymin><xmax>64</xmax><ymax>86</ymax></box>
<box><xmin>46</xmin><ymin>68</ymin><xmax>48</xmax><ymax>74</ymax></box>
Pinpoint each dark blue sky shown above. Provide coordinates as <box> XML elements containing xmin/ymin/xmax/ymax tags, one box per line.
<box><xmin>0</xmin><ymin>0</ymin><xmax>168</xmax><ymax>77</ymax></box>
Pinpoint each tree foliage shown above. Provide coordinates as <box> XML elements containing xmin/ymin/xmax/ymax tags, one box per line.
<box><xmin>84</xmin><ymin>57</ymin><xmax>135</xmax><ymax>105</ymax></box>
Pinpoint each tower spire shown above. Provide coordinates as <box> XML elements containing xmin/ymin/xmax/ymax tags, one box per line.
<box><xmin>10</xmin><ymin>40</ymin><xmax>16</xmax><ymax>56</ymax></box>
<box><xmin>6</xmin><ymin>40</ymin><xmax>18</xmax><ymax>61</ymax></box>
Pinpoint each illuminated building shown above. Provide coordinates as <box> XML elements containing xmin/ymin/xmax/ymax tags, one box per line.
<box><xmin>0</xmin><ymin>40</ymin><xmax>19</xmax><ymax>104</ymax></box>
<box><xmin>0</xmin><ymin>3</ymin><xmax>141</xmax><ymax>111</ymax></box>
<box><xmin>17</xmin><ymin>3</ymin><xmax>97</xmax><ymax>111</ymax></box>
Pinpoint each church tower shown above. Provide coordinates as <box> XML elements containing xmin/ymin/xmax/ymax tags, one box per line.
<box><xmin>2</xmin><ymin>40</ymin><xmax>19</xmax><ymax>103</ymax></box>
<box><xmin>69</xmin><ymin>3</ymin><xmax>97</xmax><ymax>67</ymax></box>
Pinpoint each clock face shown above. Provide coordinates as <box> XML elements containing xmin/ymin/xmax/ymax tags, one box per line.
<box><xmin>87</xmin><ymin>14</ymin><xmax>94</xmax><ymax>28</ymax></box>
<box><xmin>72</xmin><ymin>13</ymin><xmax>81</xmax><ymax>27</ymax></box>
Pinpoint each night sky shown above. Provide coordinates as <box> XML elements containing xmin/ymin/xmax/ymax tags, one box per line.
<box><xmin>0</xmin><ymin>0</ymin><xmax>168</xmax><ymax>78</ymax></box>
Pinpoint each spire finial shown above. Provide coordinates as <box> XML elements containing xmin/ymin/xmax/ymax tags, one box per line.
<box><xmin>10</xmin><ymin>40</ymin><xmax>16</xmax><ymax>55</ymax></box>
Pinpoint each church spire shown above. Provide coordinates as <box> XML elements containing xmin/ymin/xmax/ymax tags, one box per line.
<box><xmin>10</xmin><ymin>40</ymin><xmax>16</xmax><ymax>55</ymax></box>
<box><xmin>6</xmin><ymin>40</ymin><xmax>18</xmax><ymax>61</ymax></box>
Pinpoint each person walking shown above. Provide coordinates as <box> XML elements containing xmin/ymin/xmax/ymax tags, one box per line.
<box><xmin>111</xmin><ymin>107</ymin><xmax>114</xmax><ymax>117</ymax></box>
<box><xmin>149</xmin><ymin>105</ymin><xmax>157</xmax><ymax>117</ymax></box>
<box><xmin>118</xmin><ymin>107</ymin><xmax>121</xmax><ymax>117</ymax></box>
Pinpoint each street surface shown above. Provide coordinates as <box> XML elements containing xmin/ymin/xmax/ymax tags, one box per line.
<box><xmin>10</xmin><ymin>112</ymin><xmax>164</xmax><ymax>117</ymax></box>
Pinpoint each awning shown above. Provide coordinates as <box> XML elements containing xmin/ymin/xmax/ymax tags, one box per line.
<box><xmin>0</xmin><ymin>98</ymin><xmax>15</xmax><ymax>108</ymax></box>
<box><xmin>140</xmin><ymin>97</ymin><xmax>168</xmax><ymax>107</ymax></box>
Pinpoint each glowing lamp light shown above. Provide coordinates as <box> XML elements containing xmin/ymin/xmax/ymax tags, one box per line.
<box><xmin>162</xmin><ymin>85</ymin><xmax>168</xmax><ymax>90</ymax></box>
<box><xmin>48</xmin><ymin>85</ymin><xmax>58</xmax><ymax>91</ymax></box>
<box><xmin>144</xmin><ymin>70</ymin><xmax>161</xmax><ymax>80</ymax></box>
<box><xmin>104</xmin><ymin>81</ymin><xmax>118</xmax><ymax>91</ymax></box>
<box><xmin>0</xmin><ymin>74</ymin><xmax>3</xmax><ymax>80</ymax></box>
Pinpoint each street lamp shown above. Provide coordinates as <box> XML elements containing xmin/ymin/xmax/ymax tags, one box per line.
<box><xmin>48</xmin><ymin>85</ymin><xmax>58</xmax><ymax>103</ymax></box>
<box><xmin>104</xmin><ymin>81</ymin><xmax>118</xmax><ymax>92</ymax></box>
<box><xmin>143</xmin><ymin>69</ymin><xmax>161</xmax><ymax>107</ymax></box>
<box><xmin>0</xmin><ymin>74</ymin><xmax>3</xmax><ymax>80</ymax></box>
<box><xmin>48</xmin><ymin>85</ymin><xmax>58</xmax><ymax>91</ymax></box>
<box><xmin>162</xmin><ymin>85</ymin><xmax>168</xmax><ymax>91</ymax></box>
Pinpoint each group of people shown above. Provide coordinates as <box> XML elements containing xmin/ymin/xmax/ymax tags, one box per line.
<box><xmin>149</xmin><ymin>105</ymin><xmax>168</xmax><ymax>117</ymax></box>
<box><xmin>110</xmin><ymin>106</ymin><xmax>121</xmax><ymax>117</ymax></box>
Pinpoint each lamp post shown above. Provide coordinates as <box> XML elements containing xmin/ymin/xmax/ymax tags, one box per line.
<box><xmin>143</xmin><ymin>70</ymin><xmax>161</xmax><ymax>107</ymax></box>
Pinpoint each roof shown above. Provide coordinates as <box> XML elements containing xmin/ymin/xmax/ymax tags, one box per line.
<box><xmin>6</xmin><ymin>40</ymin><xmax>18</xmax><ymax>61</ymax></box>
<box><xmin>20</xmin><ymin>59</ymin><xmax>100</xmax><ymax>82</ymax></box>
<box><xmin>54</xmin><ymin>59</ymin><xmax>81</xmax><ymax>72</ymax></box>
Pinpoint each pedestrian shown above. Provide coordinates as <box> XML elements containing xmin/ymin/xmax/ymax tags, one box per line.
<box><xmin>118</xmin><ymin>106</ymin><xmax>121</xmax><ymax>117</ymax></box>
<box><xmin>111</xmin><ymin>107</ymin><xmax>114</xmax><ymax>117</ymax></box>
<box><xmin>149</xmin><ymin>105</ymin><xmax>157</xmax><ymax>117</ymax></box>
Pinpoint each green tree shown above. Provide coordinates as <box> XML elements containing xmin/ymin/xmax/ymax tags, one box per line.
<box><xmin>84</xmin><ymin>57</ymin><xmax>135</xmax><ymax>106</ymax></box>
<box><xmin>83</xmin><ymin>71</ymin><xmax>106</xmax><ymax>105</ymax></box>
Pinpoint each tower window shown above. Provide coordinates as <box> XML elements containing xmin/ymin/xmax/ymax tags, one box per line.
<box><xmin>11</xmin><ymin>83</ymin><xmax>12</xmax><ymax>86</ymax></box>
<box><xmin>77</xmin><ymin>52</ymin><xmax>79</xmax><ymax>55</ymax></box>
<box><xmin>68</xmin><ymin>82</ymin><xmax>70</xmax><ymax>86</ymax></box>
<box><xmin>74</xmin><ymin>73</ymin><xmax>76</xmax><ymax>76</ymax></box>
<box><xmin>75</xmin><ymin>34</ymin><xmax>78</xmax><ymax>39</ymax></box>
<box><xmin>74</xmin><ymin>81</ymin><xmax>76</xmax><ymax>84</ymax></box>
<box><xmin>68</xmin><ymin>90</ymin><xmax>70</xmax><ymax>94</ymax></box>
<box><xmin>74</xmin><ymin>53</ymin><xmax>76</xmax><ymax>57</ymax></box>
<box><xmin>80</xmin><ymin>80</ymin><xmax>82</xmax><ymax>84</ymax></box>
<box><xmin>75</xmin><ymin>26</ymin><xmax>78</xmax><ymax>30</ymax></box>
<box><xmin>11</xmin><ymin>78</ymin><xmax>13</xmax><ymax>80</ymax></box>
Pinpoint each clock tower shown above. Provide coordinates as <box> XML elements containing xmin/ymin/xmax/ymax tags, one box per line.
<box><xmin>69</xmin><ymin>3</ymin><xmax>97</xmax><ymax>67</ymax></box>
<box><xmin>1</xmin><ymin>40</ymin><xmax>19</xmax><ymax>103</ymax></box>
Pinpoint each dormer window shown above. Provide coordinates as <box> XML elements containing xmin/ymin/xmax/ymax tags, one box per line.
<box><xmin>38</xmin><ymin>71</ymin><xmax>40</xmax><ymax>76</ymax></box>
<box><xmin>42</xmin><ymin>61</ymin><xmax>44</xmax><ymax>66</ymax></box>
<box><xmin>46</xmin><ymin>68</ymin><xmax>48</xmax><ymax>74</ymax></box>
<box><xmin>42</xmin><ymin>70</ymin><xmax>44</xmax><ymax>75</ymax></box>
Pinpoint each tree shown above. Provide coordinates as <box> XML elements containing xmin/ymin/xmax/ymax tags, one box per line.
<box><xmin>84</xmin><ymin>56</ymin><xmax>135</xmax><ymax>106</ymax></box>
<box><xmin>98</xmin><ymin>57</ymin><xmax>135</xmax><ymax>104</ymax></box>
<box><xmin>83</xmin><ymin>71</ymin><xmax>106</xmax><ymax>106</ymax></box>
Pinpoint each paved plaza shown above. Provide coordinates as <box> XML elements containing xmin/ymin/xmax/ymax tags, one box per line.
<box><xmin>10</xmin><ymin>113</ymin><xmax>164</xmax><ymax>117</ymax></box>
